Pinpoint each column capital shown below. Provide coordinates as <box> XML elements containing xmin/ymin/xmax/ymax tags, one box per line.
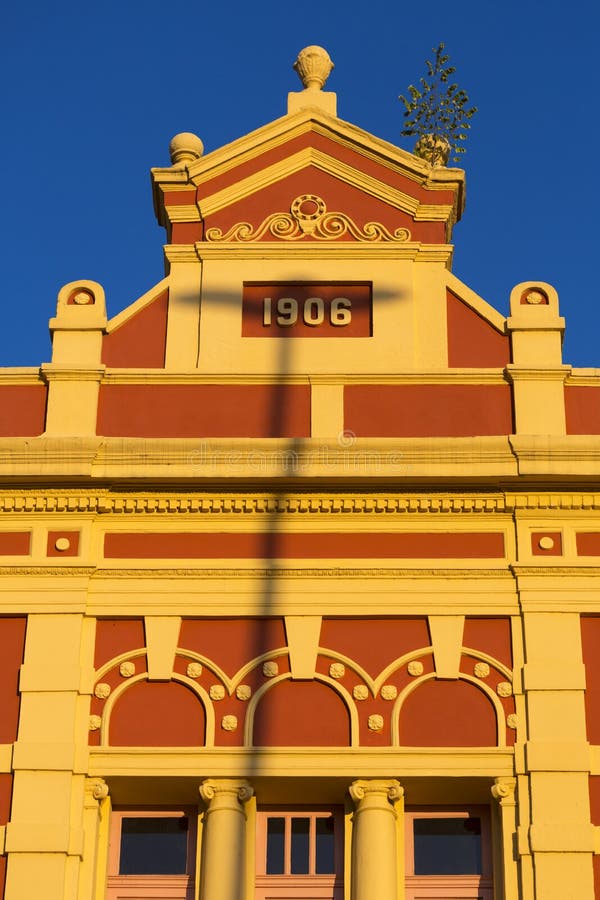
<box><xmin>199</xmin><ymin>778</ymin><xmax>254</xmax><ymax>807</ymax></box>
<box><xmin>349</xmin><ymin>778</ymin><xmax>403</xmax><ymax>806</ymax></box>
<box><xmin>491</xmin><ymin>777</ymin><xmax>516</xmax><ymax>806</ymax></box>
<box><xmin>84</xmin><ymin>777</ymin><xmax>109</xmax><ymax>808</ymax></box>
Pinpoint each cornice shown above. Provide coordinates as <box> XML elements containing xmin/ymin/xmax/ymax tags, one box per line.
<box><xmin>0</xmin><ymin>491</ymin><xmax>507</xmax><ymax>514</ymax></box>
<box><xmin>0</xmin><ymin>567</ymin><xmax>96</xmax><ymax>577</ymax></box>
<box><xmin>164</xmin><ymin>203</ymin><xmax>202</xmax><ymax>223</ymax></box>
<box><xmin>0</xmin><ymin>370</ymin><xmax>45</xmax><ymax>386</ymax></box>
<box><xmin>89</xmin><ymin>745</ymin><xmax>512</xmax><ymax>780</ymax></box>
<box><xmin>93</xmin><ymin>566</ymin><xmax>512</xmax><ymax>579</ymax></box>
<box><xmin>0</xmin><ymin>489</ymin><xmax>598</xmax><ymax>516</ymax></box>
<box><xmin>185</xmin><ymin>112</ymin><xmax>432</xmax><ymax>188</ymax></box>
<box><xmin>152</xmin><ymin>113</ymin><xmax>464</xmax><ymax>231</ymax></box>
<box><xmin>40</xmin><ymin>365</ymin><xmax>106</xmax><ymax>383</ymax></box>
<box><xmin>505</xmin><ymin>365</ymin><xmax>571</xmax><ymax>383</ymax></box>
<box><xmin>512</xmin><ymin>566</ymin><xmax>600</xmax><ymax>577</ymax></box>
<box><xmin>187</xmin><ymin>242</ymin><xmax>453</xmax><ymax>262</ymax></box>
<box><xmin>565</xmin><ymin>370</ymin><xmax>600</xmax><ymax>386</ymax></box>
<box><xmin>98</xmin><ymin>371</ymin><xmax>508</xmax><ymax>385</ymax></box>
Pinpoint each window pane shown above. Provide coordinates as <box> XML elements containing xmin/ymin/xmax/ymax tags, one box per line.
<box><xmin>119</xmin><ymin>817</ymin><xmax>188</xmax><ymax>874</ymax></box>
<box><xmin>266</xmin><ymin>818</ymin><xmax>285</xmax><ymax>874</ymax></box>
<box><xmin>290</xmin><ymin>817</ymin><xmax>310</xmax><ymax>874</ymax></box>
<box><xmin>413</xmin><ymin>817</ymin><xmax>482</xmax><ymax>875</ymax></box>
<box><xmin>315</xmin><ymin>816</ymin><xmax>335</xmax><ymax>874</ymax></box>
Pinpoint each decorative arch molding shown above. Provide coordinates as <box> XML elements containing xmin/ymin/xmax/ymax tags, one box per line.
<box><xmin>391</xmin><ymin>672</ymin><xmax>506</xmax><ymax>748</ymax></box>
<box><xmin>461</xmin><ymin>646</ymin><xmax>512</xmax><ymax>680</ymax></box>
<box><xmin>244</xmin><ymin>672</ymin><xmax>359</xmax><ymax>747</ymax></box>
<box><xmin>100</xmin><ymin>672</ymin><xmax>215</xmax><ymax>747</ymax></box>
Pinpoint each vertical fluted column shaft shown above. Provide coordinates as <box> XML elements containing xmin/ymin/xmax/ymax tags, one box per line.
<box><xmin>199</xmin><ymin>779</ymin><xmax>253</xmax><ymax>900</ymax></box>
<box><xmin>349</xmin><ymin>779</ymin><xmax>403</xmax><ymax>900</ymax></box>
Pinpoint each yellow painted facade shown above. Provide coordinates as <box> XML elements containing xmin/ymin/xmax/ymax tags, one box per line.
<box><xmin>0</xmin><ymin>46</ymin><xmax>599</xmax><ymax>900</ymax></box>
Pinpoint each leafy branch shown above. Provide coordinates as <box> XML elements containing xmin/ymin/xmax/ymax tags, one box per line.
<box><xmin>399</xmin><ymin>43</ymin><xmax>477</xmax><ymax>166</ymax></box>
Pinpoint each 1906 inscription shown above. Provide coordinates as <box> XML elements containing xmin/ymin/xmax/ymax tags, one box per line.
<box><xmin>263</xmin><ymin>296</ymin><xmax>352</xmax><ymax>327</ymax></box>
<box><xmin>242</xmin><ymin>282</ymin><xmax>372</xmax><ymax>338</ymax></box>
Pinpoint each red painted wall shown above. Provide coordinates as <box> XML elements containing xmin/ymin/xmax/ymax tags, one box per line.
<box><xmin>0</xmin><ymin>386</ymin><xmax>46</xmax><ymax>436</ymax></box>
<box><xmin>344</xmin><ymin>384</ymin><xmax>513</xmax><ymax>437</ymax></box>
<box><xmin>104</xmin><ymin>531</ymin><xmax>505</xmax><ymax>559</ymax></box>
<box><xmin>252</xmin><ymin>679</ymin><xmax>350</xmax><ymax>746</ymax></box>
<box><xmin>0</xmin><ymin>534</ymin><xmax>30</xmax><ymax>556</ymax></box>
<box><xmin>577</xmin><ymin>534</ymin><xmax>600</xmax><ymax>557</ymax></box>
<box><xmin>463</xmin><ymin>618</ymin><xmax>513</xmax><ymax>669</ymax></box>
<box><xmin>398</xmin><ymin>679</ymin><xmax>497</xmax><ymax>746</ymax></box>
<box><xmin>179</xmin><ymin>618</ymin><xmax>286</xmax><ymax>677</ymax></box>
<box><xmin>102</xmin><ymin>291</ymin><xmax>168</xmax><ymax>368</ymax></box>
<box><xmin>446</xmin><ymin>290</ymin><xmax>509</xmax><ymax>367</ymax></box>
<box><xmin>96</xmin><ymin>384</ymin><xmax>311</xmax><ymax>437</ymax></box>
<box><xmin>581</xmin><ymin>617</ymin><xmax>600</xmax><ymax>743</ymax></box>
<box><xmin>109</xmin><ymin>680</ymin><xmax>205</xmax><ymax>746</ymax></box>
<box><xmin>320</xmin><ymin>617</ymin><xmax>430</xmax><ymax>676</ymax></box>
<box><xmin>0</xmin><ymin>618</ymin><xmax>27</xmax><ymax>743</ymax></box>
<box><xmin>565</xmin><ymin>386</ymin><xmax>600</xmax><ymax>434</ymax></box>
<box><xmin>94</xmin><ymin>619</ymin><xmax>145</xmax><ymax>669</ymax></box>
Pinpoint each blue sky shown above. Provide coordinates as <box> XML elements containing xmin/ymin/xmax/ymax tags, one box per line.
<box><xmin>2</xmin><ymin>0</ymin><xmax>597</xmax><ymax>366</ymax></box>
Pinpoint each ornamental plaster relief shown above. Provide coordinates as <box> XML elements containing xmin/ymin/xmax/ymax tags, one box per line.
<box><xmin>88</xmin><ymin>621</ymin><xmax>514</xmax><ymax>749</ymax></box>
<box><xmin>205</xmin><ymin>194</ymin><xmax>412</xmax><ymax>244</ymax></box>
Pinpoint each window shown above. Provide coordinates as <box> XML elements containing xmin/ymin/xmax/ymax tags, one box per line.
<box><xmin>107</xmin><ymin>809</ymin><xmax>196</xmax><ymax>899</ymax></box>
<box><xmin>256</xmin><ymin>809</ymin><xmax>344</xmax><ymax>899</ymax></box>
<box><xmin>404</xmin><ymin>807</ymin><xmax>493</xmax><ymax>899</ymax></box>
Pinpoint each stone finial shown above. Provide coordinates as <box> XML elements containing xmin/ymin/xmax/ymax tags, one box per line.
<box><xmin>169</xmin><ymin>132</ymin><xmax>204</xmax><ymax>167</ymax></box>
<box><xmin>293</xmin><ymin>45</ymin><xmax>334</xmax><ymax>90</ymax></box>
<box><xmin>288</xmin><ymin>46</ymin><xmax>337</xmax><ymax>117</ymax></box>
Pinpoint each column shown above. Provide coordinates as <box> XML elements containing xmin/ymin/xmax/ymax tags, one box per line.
<box><xmin>199</xmin><ymin>779</ymin><xmax>253</xmax><ymax>900</ymax></box>
<box><xmin>349</xmin><ymin>779</ymin><xmax>403</xmax><ymax>900</ymax></box>
<box><xmin>491</xmin><ymin>777</ymin><xmax>519</xmax><ymax>900</ymax></box>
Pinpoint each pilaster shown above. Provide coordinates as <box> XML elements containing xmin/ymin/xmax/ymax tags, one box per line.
<box><xmin>43</xmin><ymin>280</ymin><xmax>107</xmax><ymax>436</ymax></box>
<box><xmin>506</xmin><ymin>281</ymin><xmax>568</xmax><ymax>435</ymax></box>
<box><xmin>4</xmin><ymin>613</ymin><xmax>94</xmax><ymax>900</ymax></box>
<box><xmin>519</xmin><ymin>607</ymin><xmax>595</xmax><ymax>898</ymax></box>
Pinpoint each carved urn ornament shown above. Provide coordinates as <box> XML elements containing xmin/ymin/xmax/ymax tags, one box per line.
<box><xmin>414</xmin><ymin>134</ymin><xmax>451</xmax><ymax>167</ymax></box>
<box><xmin>293</xmin><ymin>45</ymin><xmax>334</xmax><ymax>90</ymax></box>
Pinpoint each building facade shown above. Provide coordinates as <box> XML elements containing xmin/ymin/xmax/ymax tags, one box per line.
<box><xmin>0</xmin><ymin>45</ymin><xmax>600</xmax><ymax>900</ymax></box>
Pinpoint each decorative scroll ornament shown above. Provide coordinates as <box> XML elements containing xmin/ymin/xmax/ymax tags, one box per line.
<box><xmin>491</xmin><ymin>778</ymin><xmax>516</xmax><ymax>803</ymax></box>
<box><xmin>90</xmin><ymin>778</ymin><xmax>109</xmax><ymax>801</ymax></box>
<box><xmin>349</xmin><ymin>779</ymin><xmax>403</xmax><ymax>805</ymax></box>
<box><xmin>199</xmin><ymin>779</ymin><xmax>254</xmax><ymax>805</ymax></box>
<box><xmin>205</xmin><ymin>195</ymin><xmax>412</xmax><ymax>244</ymax></box>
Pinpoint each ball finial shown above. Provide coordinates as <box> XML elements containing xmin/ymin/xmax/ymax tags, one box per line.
<box><xmin>293</xmin><ymin>46</ymin><xmax>334</xmax><ymax>90</ymax></box>
<box><xmin>169</xmin><ymin>132</ymin><xmax>204</xmax><ymax>166</ymax></box>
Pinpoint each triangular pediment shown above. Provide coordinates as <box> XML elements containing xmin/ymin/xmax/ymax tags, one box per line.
<box><xmin>152</xmin><ymin>110</ymin><xmax>465</xmax><ymax>245</ymax></box>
